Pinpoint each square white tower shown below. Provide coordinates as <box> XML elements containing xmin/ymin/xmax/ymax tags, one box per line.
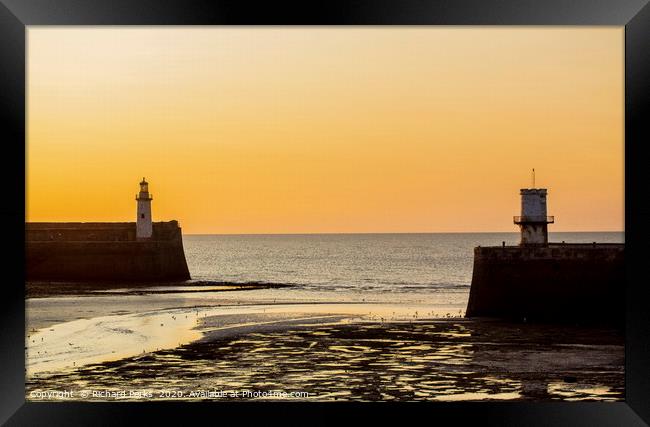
<box><xmin>513</xmin><ymin>188</ymin><xmax>554</xmax><ymax>245</ymax></box>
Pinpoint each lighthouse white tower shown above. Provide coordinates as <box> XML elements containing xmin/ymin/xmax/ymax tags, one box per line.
<box><xmin>514</xmin><ymin>187</ymin><xmax>554</xmax><ymax>246</ymax></box>
<box><xmin>136</xmin><ymin>177</ymin><xmax>153</xmax><ymax>239</ymax></box>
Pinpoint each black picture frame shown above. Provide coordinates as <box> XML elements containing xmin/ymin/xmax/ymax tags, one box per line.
<box><xmin>2</xmin><ymin>0</ymin><xmax>649</xmax><ymax>424</ymax></box>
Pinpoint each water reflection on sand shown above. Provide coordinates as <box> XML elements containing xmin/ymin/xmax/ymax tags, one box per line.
<box><xmin>26</xmin><ymin>307</ymin><xmax>623</xmax><ymax>401</ymax></box>
<box><xmin>26</xmin><ymin>301</ymin><xmax>453</xmax><ymax>375</ymax></box>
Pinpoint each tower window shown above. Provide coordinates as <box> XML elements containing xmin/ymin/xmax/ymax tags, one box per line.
<box><xmin>141</xmin><ymin>214</ymin><xmax>145</xmax><ymax>219</ymax></box>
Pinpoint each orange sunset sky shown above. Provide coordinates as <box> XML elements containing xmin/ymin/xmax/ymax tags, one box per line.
<box><xmin>27</xmin><ymin>27</ymin><xmax>624</xmax><ymax>234</ymax></box>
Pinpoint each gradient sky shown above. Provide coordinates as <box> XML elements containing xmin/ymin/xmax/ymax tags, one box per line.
<box><xmin>27</xmin><ymin>27</ymin><xmax>624</xmax><ymax>234</ymax></box>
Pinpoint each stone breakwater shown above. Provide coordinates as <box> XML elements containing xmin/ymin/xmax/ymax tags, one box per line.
<box><xmin>466</xmin><ymin>243</ymin><xmax>624</xmax><ymax>325</ymax></box>
<box><xmin>26</xmin><ymin>221</ymin><xmax>190</xmax><ymax>282</ymax></box>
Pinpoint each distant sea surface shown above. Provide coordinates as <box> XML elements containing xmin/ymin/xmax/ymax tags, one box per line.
<box><xmin>183</xmin><ymin>232</ymin><xmax>624</xmax><ymax>306</ymax></box>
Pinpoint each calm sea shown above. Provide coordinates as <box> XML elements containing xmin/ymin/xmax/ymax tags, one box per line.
<box><xmin>182</xmin><ymin>232</ymin><xmax>623</xmax><ymax>303</ymax></box>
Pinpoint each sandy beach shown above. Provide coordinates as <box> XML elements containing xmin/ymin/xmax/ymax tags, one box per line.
<box><xmin>26</xmin><ymin>283</ymin><xmax>623</xmax><ymax>402</ymax></box>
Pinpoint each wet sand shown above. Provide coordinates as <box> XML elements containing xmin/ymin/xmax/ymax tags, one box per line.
<box><xmin>26</xmin><ymin>280</ymin><xmax>292</xmax><ymax>298</ymax></box>
<box><xmin>27</xmin><ymin>318</ymin><xmax>623</xmax><ymax>401</ymax></box>
<box><xmin>25</xmin><ymin>286</ymin><xmax>623</xmax><ymax>402</ymax></box>
<box><xmin>26</xmin><ymin>301</ymin><xmax>459</xmax><ymax>374</ymax></box>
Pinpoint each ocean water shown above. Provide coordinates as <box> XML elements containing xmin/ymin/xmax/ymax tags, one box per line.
<box><xmin>183</xmin><ymin>232</ymin><xmax>624</xmax><ymax>300</ymax></box>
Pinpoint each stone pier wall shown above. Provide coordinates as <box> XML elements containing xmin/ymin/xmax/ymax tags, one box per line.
<box><xmin>465</xmin><ymin>244</ymin><xmax>624</xmax><ymax>325</ymax></box>
<box><xmin>26</xmin><ymin>221</ymin><xmax>191</xmax><ymax>282</ymax></box>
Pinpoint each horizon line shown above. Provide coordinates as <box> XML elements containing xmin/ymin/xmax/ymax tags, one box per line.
<box><xmin>182</xmin><ymin>230</ymin><xmax>625</xmax><ymax>236</ymax></box>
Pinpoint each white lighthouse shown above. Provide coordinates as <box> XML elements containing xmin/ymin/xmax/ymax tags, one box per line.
<box><xmin>514</xmin><ymin>187</ymin><xmax>554</xmax><ymax>245</ymax></box>
<box><xmin>136</xmin><ymin>177</ymin><xmax>153</xmax><ymax>239</ymax></box>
